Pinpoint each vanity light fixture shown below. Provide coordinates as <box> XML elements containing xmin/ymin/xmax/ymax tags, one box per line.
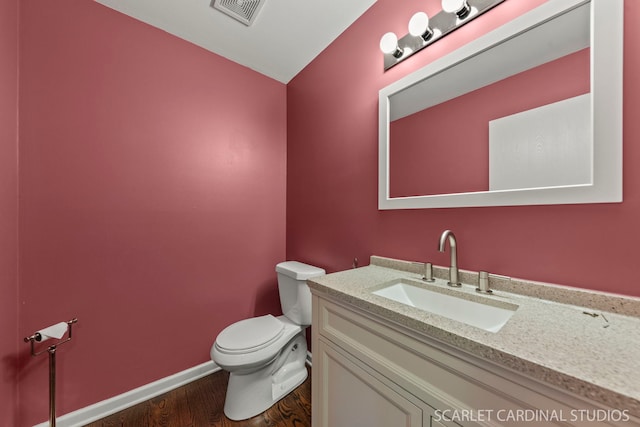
<box><xmin>380</xmin><ymin>0</ymin><xmax>506</xmax><ymax>71</ymax></box>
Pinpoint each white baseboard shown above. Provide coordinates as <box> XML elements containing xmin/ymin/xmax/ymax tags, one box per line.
<box><xmin>34</xmin><ymin>361</ymin><xmax>219</xmax><ymax>427</ymax></box>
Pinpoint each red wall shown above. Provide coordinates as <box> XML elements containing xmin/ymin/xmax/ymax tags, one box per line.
<box><xmin>287</xmin><ymin>0</ymin><xmax>640</xmax><ymax>297</ymax></box>
<box><xmin>17</xmin><ymin>1</ymin><xmax>286</xmax><ymax>425</ymax></box>
<box><xmin>0</xmin><ymin>0</ymin><xmax>19</xmax><ymax>423</ymax></box>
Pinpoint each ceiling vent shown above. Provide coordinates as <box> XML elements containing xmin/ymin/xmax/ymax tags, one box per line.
<box><xmin>211</xmin><ymin>0</ymin><xmax>266</xmax><ymax>26</ymax></box>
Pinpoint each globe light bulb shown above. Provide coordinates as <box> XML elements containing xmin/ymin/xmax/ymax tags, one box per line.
<box><xmin>379</xmin><ymin>32</ymin><xmax>403</xmax><ymax>58</ymax></box>
<box><xmin>408</xmin><ymin>12</ymin><xmax>433</xmax><ymax>41</ymax></box>
<box><xmin>442</xmin><ymin>0</ymin><xmax>471</xmax><ymax>19</ymax></box>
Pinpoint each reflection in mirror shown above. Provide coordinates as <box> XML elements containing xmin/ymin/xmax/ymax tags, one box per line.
<box><xmin>378</xmin><ymin>0</ymin><xmax>622</xmax><ymax>209</ymax></box>
<box><xmin>389</xmin><ymin>49</ymin><xmax>590</xmax><ymax>198</ymax></box>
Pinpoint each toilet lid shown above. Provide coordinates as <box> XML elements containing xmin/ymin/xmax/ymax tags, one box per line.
<box><xmin>216</xmin><ymin>314</ymin><xmax>285</xmax><ymax>353</ymax></box>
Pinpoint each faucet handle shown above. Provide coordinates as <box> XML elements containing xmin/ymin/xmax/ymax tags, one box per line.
<box><xmin>422</xmin><ymin>262</ymin><xmax>435</xmax><ymax>282</ymax></box>
<box><xmin>476</xmin><ymin>271</ymin><xmax>492</xmax><ymax>294</ymax></box>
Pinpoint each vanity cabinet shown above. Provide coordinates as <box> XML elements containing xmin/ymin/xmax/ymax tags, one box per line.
<box><xmin>311</xmin><ymin>293</ymin><xmax>636</xmax><ymax>427</ymax></box>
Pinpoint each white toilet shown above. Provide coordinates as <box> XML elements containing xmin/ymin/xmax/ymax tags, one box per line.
<box><xmin>210</xmin><ymin>261</ymin><xmax>325</xmax><ymax>421</ymax></box>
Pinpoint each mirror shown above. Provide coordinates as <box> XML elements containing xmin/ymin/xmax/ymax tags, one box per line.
<box><xmin>378</xmin><ymin>0</ymin><xmax>622</xmax><ymax>209</ymax></box>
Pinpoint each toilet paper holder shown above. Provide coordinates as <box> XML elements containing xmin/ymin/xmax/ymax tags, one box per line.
<box><xmin>23</xmin><ymin>318</ymin><xmax>78</xmax><ymax>356</ymax></box>
<box><xmin>23</xmin><ymin>318</ymin><xmax>78</xmax><ymax>427</ymax></box>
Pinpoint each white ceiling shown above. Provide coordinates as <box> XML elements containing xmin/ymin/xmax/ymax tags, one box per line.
<box><xmin>95</xmin><ymin>0</ymin><xmax>378</xmax><ymax>84</ymax></box>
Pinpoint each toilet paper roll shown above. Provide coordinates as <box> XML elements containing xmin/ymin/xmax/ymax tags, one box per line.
<box><xmin>35</xmin><ymin>322</ymin><xmax>68</xmax><ymax>342</ymax></box>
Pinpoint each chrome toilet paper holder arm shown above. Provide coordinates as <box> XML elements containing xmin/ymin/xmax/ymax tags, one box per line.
<box><xmin>24</xmin><ymin>317</ymin><xmax>78</xmax><ymax>356</ymax></box>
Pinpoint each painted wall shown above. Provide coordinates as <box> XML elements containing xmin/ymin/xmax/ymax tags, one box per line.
<box><xmin>287</xmin><ymin>0</ymin><xmax>640</xmax><ymax>298</ymax></box>
<box><xmin>0</xmin><ymin>0</ymin><xmax>19</xmax><ymax>423</ymax></box>
<box><xmin>17</xmin><ymin>1</ymin><xmax>286</xmax><ymax>425</ymax></box>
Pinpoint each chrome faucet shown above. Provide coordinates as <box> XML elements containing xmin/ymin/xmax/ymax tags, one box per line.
<box><xmin>438</xmin><ymin>230</ymin><xmax>461</xmax><ymax>287</ymax></box>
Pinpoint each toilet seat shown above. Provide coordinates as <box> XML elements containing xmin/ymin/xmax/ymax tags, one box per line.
<box><xmin>212</xmin><ymin>315</ymin><xmax>302</xmax><ymax>371</ymax></box>
<box><xmin>215</xmin><ymin>315</ymin><xmax>285</xmax><ymax>354</ymax></box>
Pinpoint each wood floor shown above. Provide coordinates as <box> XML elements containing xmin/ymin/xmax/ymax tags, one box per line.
<box><xmin>84</xmin><ymin>368</ymin><xmax>311</xmax><ymax>427</ymax></box>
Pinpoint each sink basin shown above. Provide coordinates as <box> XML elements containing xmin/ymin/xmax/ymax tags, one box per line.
<box><xmin>372</xmin><ymin>280</ymin><xmax>517</xmax><ymax>332</ymax></box>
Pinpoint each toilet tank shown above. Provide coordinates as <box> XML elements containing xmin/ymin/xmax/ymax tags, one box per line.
<box><xmin>275</xmin><ymin>261</ymin><xmax>325</xmax><ymax>325</ymax></box>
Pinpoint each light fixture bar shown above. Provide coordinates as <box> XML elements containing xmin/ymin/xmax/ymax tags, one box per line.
<box><xmin>382</xmin><ymin>0</ymin><xmax>506</xmax><ymax>71</ymax></box>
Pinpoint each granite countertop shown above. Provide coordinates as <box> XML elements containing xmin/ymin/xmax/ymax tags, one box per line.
<box><xmin>308</xmin><ymin>256</ymin><xmax>640</xmax><ymax>418</ymax></box>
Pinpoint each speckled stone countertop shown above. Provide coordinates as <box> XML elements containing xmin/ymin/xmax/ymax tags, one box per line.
<box><xmin>308</xmin><ymin>256</ymin><xmax>640</xmax><ymax>418</ymax></box>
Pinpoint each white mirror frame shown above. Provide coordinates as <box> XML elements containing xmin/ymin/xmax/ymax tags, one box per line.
<box><xmin>379</xmin><ymin>0</ymin><xmax>622</xmax><ymax>210</ymax></box>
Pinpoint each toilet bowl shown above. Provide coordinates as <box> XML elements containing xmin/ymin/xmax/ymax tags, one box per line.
<box><xmin>210</xmin><ymin>261</ymin><xmax>325</xmax><ymax>421</ymax></box>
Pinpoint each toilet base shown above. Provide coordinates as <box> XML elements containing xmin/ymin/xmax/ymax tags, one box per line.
<box><xmin>223</xmin><ymin>334</ymin><xmax>308</xmax><ymax>421</ymax></box>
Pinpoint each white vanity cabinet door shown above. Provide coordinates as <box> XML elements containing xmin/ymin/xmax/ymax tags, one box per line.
<box><xmin>314</xmin><ymin>338</ymin><xmax>426</xmax><ymax>427</ymax></box>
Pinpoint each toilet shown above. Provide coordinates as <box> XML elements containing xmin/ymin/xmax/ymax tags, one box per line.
<box><xmin>210</xmin><ymin>261</ymin><xmax>325</xmax><ymax>421</ymax></box>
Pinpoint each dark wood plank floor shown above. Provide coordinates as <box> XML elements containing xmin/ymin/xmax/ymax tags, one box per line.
<box><xmin>84</xmin><ymin>368</ymin><xmax>311</xmax><ymax>427</ymax></box>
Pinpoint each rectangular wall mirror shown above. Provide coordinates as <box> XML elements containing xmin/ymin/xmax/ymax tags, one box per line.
<box><xmin>378</xmin><ymin>0</ymin><xmax>622</xmax><ymax>210</ymax></box>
